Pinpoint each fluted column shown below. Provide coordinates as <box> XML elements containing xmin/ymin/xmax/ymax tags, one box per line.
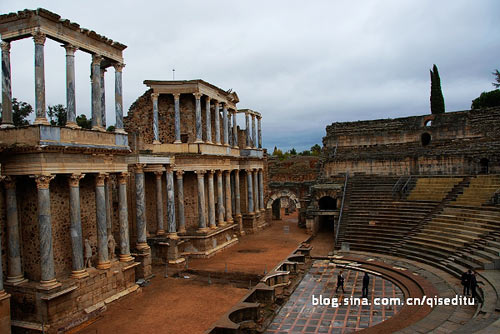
<box><xmin>222</xmin><ymin>103</ymin><xmax>229</xmax><ymax>146</ymax></box>
<box><xmin>225</xmin><ymin>170</ymin><xmax>233</xmax><ymax>224</ymax></box>
<box><xmin>100</xmin><ymin>68</ymin><xmax>106</xmax><ymax>128</ymax></box>
<box><xmin>232</xmin><ymin>110</ymin><xmax>238</xmax><ymax>148</ymax></box>
<box><xmin>176</xmin><ymin>171</ymin><xmax>186</xmax><ymax>233</ymax></box>
<box><xmin>194</xmin><ymin>93</ymin><xmax>203</xmax><ymax>143</ymax></box>
<box><xmin>216</xmin><ymin>170</ymin><xmax>225</xmax><ymax>226</ymax></box>
<box><xmin>205</xmin><ymin>97</ymin><xmax>212</xmax><ymax>143</ymax></box>
<box><xmin>246</xmin><ymin>170</ymin><xmax>254</xmax><ymax>214</ymax></box>
<box><xmin>207</xmin><ymin>170</ymin><xmax>216</xmax><ymax>229</ymax></box>
<box><xmin>258</xmin><ymin>169</ymin><xmax>265</xmax><ymax>211</ymax></box>
<box><xmin>245</xmin><ymin>112</ymin><xmax>251</xmax><ymax>149</ymax></box>
<box><xmin>114</xmin><ymin>63</ymin><xmax>125</xmax><ymax>133</ymax></box>
<box><xmin>135</xmin><ymin>164</ymin><xmax>148</xmax><ymax>250</ymax></box>
<box><xmin>118</xmin><ymin>173</ymin><xmax>133</xmax><ymax>262</ymax></box>
<box><xmin>154</xmin><ymin>171</ymin><xmax>165</xmax><ymax>235</ymax></box>
<box><xmin>257</xmin><ymin>116</ymin><xmax>262</xmax><ymax>149</ymax></box>
<box><xmin>1</xmin><ymin>41</ymin><xmax>13</xmax><ymax>128</ymax></box>
<box><xmin>96</xmin><ymin>173</ymin><xmax>110</xmax><ymax>269</ymax></box>
<box><xmin>4</xmin><ymin>177</ymin><xmax>25</xmax><ymax>283</ymax></box>
<box><xmin>33</xmin><ymin>31</ymin><xmax>49</xmax><ymax>125</ymax></box>
<box><xmin>166</xmin><ymin>166</ymin><xmax>177</xmax><ymax>239</ymax></box>
<box><xmin>253</xmin><ymin>169</ymin><xmax>259</xmax><ymax>212</ymax></box>
<box><xmin>152</xmin><ymin>92</ymin><xmax>160</xmax><ymax>144</ymax></box>
<box><xmin>91</xmin><ymin>54</ymin><xmax>103</xmax><ymax>130</ymax></box>
<box><xmin>68</xmin><ymin>174</ymin><xmax>88</xmax><ymax>279</ymax></box>
<box><xmin>174</xmin><ymin>93</ymin><xmax>181</xmax><ymax>143</ymax></box>
<box><xmin>251</xmin><ymin>114</ymin><xmax>256</xmax><ymax>148</ymax></box>
<box><xmin>214</xmin><ymin>100</ymin><xmax>221</xmax><ymax>145</ymax></box>
<box><xmin>196</xmin><ymin>170</ymin><xmax>208</xmax><ymax>232</ymax></box>
<box><xmin>234</xmin><ymin>170</ymin><xmax>241</xmax><ymax>217</ymax></box>
<box><xmin>35</xmin><ymin>174</ymin><xmax>58</xmax><ymax>288</ymax></box>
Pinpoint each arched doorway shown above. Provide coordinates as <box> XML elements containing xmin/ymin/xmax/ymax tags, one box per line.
<box><xmin>272</xmin><ymin>198</ymin><xmax>281</xmax><ymax>220</ymax></box>
<box><xmin>318</xmin><ymin>196</ymin><xmax>337</xmax><ymax>210</ymax></box>
<box><xmin>421</xmin><ymin>132</ymin><xmax>431</xmax><ymax>146</ymax></box>
<box><xmin>480</xmin><ymin>158</ymin><xmax>489</xmax><ymax>174</ymax></box>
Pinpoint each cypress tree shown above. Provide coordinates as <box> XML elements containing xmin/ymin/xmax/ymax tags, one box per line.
<box><xmin>430</xmin><ymin>64</ymin><xmax>445</xmax><ymax>114</ymax></box>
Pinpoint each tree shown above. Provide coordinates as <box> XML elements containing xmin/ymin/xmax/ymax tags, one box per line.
<box><xmin>493</xmin><ymin>69</ymin><xmax>500</xmax><ymax>88</ymax></box>
<box><xmin>430</xmin><ymin>64</ymin><xmax>445</xmax><ymax>114</ymax></box>
<box><xmin>11</xmin><ymin>98</ymin><xmax>33</xmax><ymax>126</ymax></box>
<box><xmin>289</xmin><ymin>148</ymin><xmax>297</xmax><ymax>155</ymax></box>
<box><xmin>299</xmin><ymin>150</ymin><xmax>311</xmax><ymax>156</ymax></box>
<box><xmin>76</xmin><ymin>114</ymin><xmax>92</xmax><ymax>129</ymax></box>
<box><xmin>311</xmin><ymin>144</ymin><xmax>321</xmax><ymax>156</ymax></box>
<box><xmin>106</xmin><ymin>125</ymin><xmax>116</xmax><ymax>132</ymax></box>
<box><xmin>471</xmin><ymin>90</ymin><xmax>500</xmax><ymax>109</ymax></box>
<box><xmin>47</xmin><ymin>104</ymin><xmax>67</xmax><ymax>126</ymax></box>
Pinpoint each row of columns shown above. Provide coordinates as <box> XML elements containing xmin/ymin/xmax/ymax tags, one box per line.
<box><xmin>244</xmin><ymin>112</ymin><xmax>262</xmax><ymax>149</ymax></box>
<box><xmin>151</xmin><ymin>92</ymin><xmax>239</xmax><ymax>147</ymax></box>
<box><xmin>1</xmin><ymin>32</ymin><xmax>125</xmax><ymax>132</ymax></box>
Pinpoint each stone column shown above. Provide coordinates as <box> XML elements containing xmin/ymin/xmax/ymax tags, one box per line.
<box><xmin>253</xmin><ymin>169</ymin><xmax>259</xmax><ymax>212</ymax></box>
<box><xmin>95</xmin><ymin>174</ymin><xmax>110</xmax><ymax>269</ymax></box>
<box><xmin>64</xmin><ymin>44</ymin><xmax>78</xmax><ymax>128</ymax></box>
<box><xmin>91</xmin><ymin>54</ymin><xmax>103</xmax><ymax>130</ymax></box>
<box><xmin>154</xmin><ymin>171</ymin><xmax>165</xmax><ymax>235</ymax></box>
<box><xmin>35</xmin><ymin>174</ymin><xmax>58</xmax><ymax>288</ymax></box>
<box><xmin>214</xmin><ymin>100</ymin><xmax>221</xmax><ymax>145</ymax></box>
<box><xmin>33</xmin><ymin>32</ymin><xmax>49</xmax><ymax>125</ymax></box>
<box><xmin>232</xmin><ymin>110</ymin><xmax>238</xmax><ymax>148</ymax></box>
<box><xmin>246</xmin><ymin>170</ymin><xmax>254</xmax><ymax>214</ymax></box>
<box><xmin>207</xmin><ymin>170</ymin><xmax>216</xmax><ymax>229</ymax></box>
<box><xmin>196</xmin><ymin>170</ymin><xmax>208</xmax><ymax>232</ymax></box>
<box><xmin>166</xmin><ymin>166</ymin><xmax>177</xmax><ymax>239</ymax></box>
<box><xmin>194</xmin><ymin>93</ymin><xmax>203</xmax><ymax>143</ymax></box>
<box><xmin>230</xmin><ymin>173</ymin><xmax>235</xmax><ymax>216</ymax></box>
<box><xmin>176</xmin><ymin>171</ymin><xmax>186</xmax><ymax>233</ymax></box>
<box><xmin>1</xmin><ymin>41</ymin><xmax>13</xmax><ymax>128</ymax></box>
<box><xmin>225</xmin><ymin>171</ymin><xmax>233</xmax><ymax>223</ymax></box>
<box><xmin>118</xmin><ymin>173</ymin><xmax>133</xmax><ymax>262</ymax></box>
<box><xmin>100</xmin><ymin>68</ymin><xmax>106</xmax><ymax>128</ymax></box>
<box><xmin>222</xmin><ymin>103</ymin><xmax>229</xmax><ymax>146</ymax></box>
<box><xmin>259</xmin><ymin>169</ymin><xmax>265</xmax><ymax>211</ymax></box>
<box><xmin>135</xmin><ymin>164</ymin><xmax>148</xmax><ymax>250</ymax></box>
<box><xmin>216</xmin><ymin>170</ymin><xmax>225</xmax><ymax>226</ymax></box>
<box><xmin>3</xmin><ymin>177</ymin><xmax>25</xmax><ymax>283</ymax></box>
<box><xmin>227</xmin><ymin>112</ymin><xmax>232</xmax><ymax>146</ymax></box>
<box><xmin>105</xmin><ymin>175</ymin><xmax>112</xmax><ymax>234</ymax></box>
<box><xmin>68</xmin><ymin>174</ymin><xmax>88</xmax><ymax>279</ymax></box>
<box><xmin>257</xmin><ymin>116</ymin><xmax>262</xmax><ymax>149</ymax></box>
<box><xmin>245</xmin><ymin>112</ymin><xmax>251</xmax><ymax>149</ymax></box>
<box><xmin>174</xmin><ymin>93</ymin><xmax>181</xmax><ymax>143</ymax></box>
<box><xmin>234</xmin><ymin>170</ymin><xmax>241</xmax><ymax>217</ymax></box>
<box><xmin>205</xmin><ymin>97</ymin><xmax>212</xmax><ymax>143</ymax></box>
<box><xmin>251</xmin><ymin>114</ymin><xmax>256</xmax><ymax>148</ymax></box>
<box><xmin>152</xmin><ymin>92</ymin><xmax>160</xmax><ymax>144</ymax></box>
<box><xmin>114</xmin><ymin>63</ymin><xmax>125</xmax><ymax>133</ymax></box>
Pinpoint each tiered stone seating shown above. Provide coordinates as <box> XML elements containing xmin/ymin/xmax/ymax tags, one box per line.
<box><xmin>407</xmin><ymin>177</ymin><xmax>462</xmax><ymax>202</ymax></box>
<box><xmin>452</xmin><ymin>175</ymin><xmax>500</xmax><ymax>206</ymax></box>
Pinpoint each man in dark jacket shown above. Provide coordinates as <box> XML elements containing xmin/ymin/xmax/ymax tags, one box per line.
<box><xmin>470</xmin><ymin>271</ymin><xmax>483</xmax><ymax>302</ymax></box>
<box><xmin>461</xmin><ymin>270</ymin><xmax>472</xmax><ymax>296</ymax></box>
<box><xmin>362</xmin><ymin>272</ymin><xmax>370</xmax><ymax>298</ymax></box>
<box><xmin>336</xmin><ymin>270</ymin><xmax>345</xmax><ymax>293</ymax></box>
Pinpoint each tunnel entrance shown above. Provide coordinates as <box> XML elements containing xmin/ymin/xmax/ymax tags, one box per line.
<box><xmin>318</xmin><ymin>196</ymin><xmax>337</xmax><ymax>210</ymax></box>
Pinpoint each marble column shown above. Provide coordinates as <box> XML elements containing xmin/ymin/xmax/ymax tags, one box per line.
<box><xmin>91</xmin><ymin>54</ymin><xmax>103</xmax><ymax>130</ymax></box>
<box><xmin>69</xmin><ymin>174</ymin><xmax>88</xmax><ymax>279</ymax></box>
<box><xmin>232</xmin><ymin>110</ymin><xmax>238</xmax><ymax>148</ymax></box>
<box><xmin>222</xmin><ymin>103</ymin><xmax>229</xmax><ymax>146</ymax></box>
<box><xmin>230</xmin><ymin>173</ymin><xmax>235</xmax><ymax>217</ymax></box>
<box><xmin>225</xmin><ymin>171</ymin><xmax>233</xmax><ymax>223</ymax></box>
<box><xmin>166</xmin><ymin>166</ymin><xmax>177</xmax><ymax>239</ymax></box>
<box><xmin>33</xmin><ymin>32</ymin><xmax>49</xmax><ymax>125</ymax></box>
<box><xmin>257</xmin><ymin>116</ymin><xmax>262</xmax><ymax>149</ymax></box>
<box><xmin>251</xmin><ymin>114</ymin><xmax>256</xmax><ymax>148</ymax></box>
<box><xmin>95</xmin><ymin>174</ymin><xmax>110</xmax><ymax>269</ymax></box>
<box><xmin>174</xmin><ymin>93</ymin><xmax>181</xmax><ymax>143</ymax></box>
<box><xmin>1</xmin><ymin>41</ymin><xmax>13</xmax><ymax>128</ymax></box>
<box><xmin>253</xmin><ymin>169</ymin><xmax>259</xmax><ymax>212</ymax></box>
<box><xmin>194</xmin><ymin>93</ymin><xmax>203</xmax><ymax>143</ymax></box>
<box><xmin>118</xmin><ymin>173</ymin><xmax>133</xmax><ymax>262</ymax></box>
<box><xmin>35</xmin><ymin>174</ymin><xmax>58</xmax><ymax>288</ymax></box>
<box><xmin>196</xmin><ymin>170</ymin><xmax>208</xmax><ymax>232</ymax></box>
<box><xmin>207</xmin><ymin>170</ymin><xmax>216</xmax><ymax>229</ymax></box>
<box><xmin>154</xmin><ymin>171</ymin><xmax>165</xmax><ymax>235</ymax></box>
<box><xmin>4</xmin><ymin>177</ymin><xmax>24</xmax><ymax>283</ymax></box>
<box><xmin>258</xmin><ymin>169</ymin><xmax>265</xmax><ymax>211</ymax></box>
<box><xmin>176</xmin><ymin>171</ymin><xmax>186</xmax><ymax>233</ymax></box>
<box><xmin>216</xmin><ymin>170</ymin><xmax>225</xmax><ymax>226</ymax></box>
<box><xmin>214</xmin><ymin>100</ymin><xmax>221</xmax><ymax>145</ymax></box>
<box><xmin>245</xmin><ymin>112</ymin><xmax>251</xmax><ymax>149</ymax></box>
<box><xmin>234</xmin><ymin>170</ymin><xmax>241</xmax><ymax>217</ymax></box>
<box><xmin>135</xmin><ymin>164</ymin><xmax>148</xmax><ymax>250</ymax></box>
<box><xmin>105</xmin><ymin>175</ymin><xmax>112</xmax><ymax>234</ymax></box>
<box><xmin>100</xmin><ymin>68</ymin><xmax>107</xmax><ymax>128</ymax></box>
<box><xmin>205</xmin><ymin>97</ymin><xmax>212</xmax><ymax>143</ymax></box>
<box><xmin>246</xmin><ymin>170</ymin><xmax>254</xmax><ymax>214</ymax></box>
<box><xmin>152</xmin><ymin>92</ymin><xmax>160</xmax><ymax>144</ymax></box>
<box><xmin>64</xmin><ymin>44</ymin><xmax>79</xmax><ymax>128</ymax></box>
<box><xmin>227</xmin><ymin>112</ymin><xmax>232</xmax><ymax>146</ymax></box>
<box><xmin>114</xmin><ymin>63</ymin><xmax>125</xmax><ymax>133</ymax></box>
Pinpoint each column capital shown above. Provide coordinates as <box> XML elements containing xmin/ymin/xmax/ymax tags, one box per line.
<box><xmin>195</xmin><ymin>170</ymin><xmax>206</xmax><ymax>177</ymax></box>
<box><xmin>118</xmin><ymin>172</ymin><xmax>129</xmax><ymax>184</ymax></box>
<box><xmin>216</xmin><ymin>170</ymin><xmax>223</xmax><ymax>176</ymax></box>
<box><xmin>205</xmin><ymin>96</ymin><xmax>211</xmax><ymax>102</ymax></box>
<box><xmin>63</xmin><ymin>43</ymin><xmax>78</xmax><ymax>55</ymax></box>
<box><xmin>91</xmin><ymin>54</ymin><xmax>103</xmax><ymax>65</ymax></box>
<box><xmin>134</xmin><ymin>163</ymin><xmax>146</xmax><ymax>173</ymax></box>
<box><xmin>151</xmin><ymin>92</ymin><xmax>160</xmax><ymax>101</ymax></box>
<box><xmin>113</xmin><ymin>62</ymin><xmax>125</xmax><ymax>72</ymax></box>
<box><xmin>154</xmin><ymin>171</ymin><xmax>163</xmax><ymax>179</ymax></box>
<box><xmin>1</xmin><ymin>41</ymin><xmax>11</xmax><ymax>52</ymax></box>
<box><xmin>33</xmin><ymin>174</ymin><xmax>55</xmax><ymax>189</ymax></box>
<box><xmin>207</xmin><ymin>169</ymin><xmax>215</xmax><ymax>175</ymax></box>
<box><xmin>95</xmin><ymin>173</ymin><xmax>107</xmax><ymax>187</ymax></box>
<box><xmin>173</xmin><ymin>93</ymin><xmax>180</xmax><ymax>100</ymax></box>
<box><xmin>251</xmin><ymin>114</ymin><xmax>256</xmax><ymax>119</ymax></box>
<box><xmin>69</xmin><ymin>174</ymin><xmax>85</xmax><ymax>187</ymax></box>
<box><xmin>193</xmin><ymin>92</ymin><xmax>203</xmax><ymax>99</ymax></box>
<box><xmin>32</xmin><ymin>31</ymin><xmax>46</xmax><ymax>45</ymax></box>
<box><xmin>175</xmin><ymin>170</ymin><xmax>184</xmax><ymax>178</ymax></box>
<box><xmin>3</xmin><ymin>175</ymin><xmax>15</xmax><ymax>189</ymax></box>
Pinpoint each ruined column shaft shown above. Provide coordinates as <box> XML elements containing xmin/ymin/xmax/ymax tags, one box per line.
<box><xmin>251</xmin><ymin>115</ymin><xmax>256</xmax><ymax>148</ymax></box>
<box><xmin>114</xmin><ymin>64</ymin><xmax>125</xmax><ymax>132</ymax></box>
<box><xmin>33</xmin><ymin>33</ymin><xmax>48</xmax><ymax>124</ymax></box>
<box><xmin>208</xmin><ymin>172</ymin><xmax>216</xmax><ymax>228</ymax></box>
<box><xmin>247</xmin><ymin>171</ymin><xmax>254</xmax><ymax>213</ymax></box>
<box><xmin>258</xmin><ymin>170</ymin><xmax>265</xmax><ymax>210</ymax></box>
<box><xmin>174</xmin><ymin>94</ymin><xmax>181</xmax><ymax>143</ymax></box>
<box><xmin>95</xmin><ymin>175</ymin><xmax>110</xmax><ymax>269</ymax></box>
<box><xmin>257</xmin><ymin>117</ymin><xmax>262</xmax><ymax>148</ymax></box>
<box><xmin>176</xmin><ymin>172</ymin><xmax>186</xmax><ymax>233</ymax></box>
<box><xmin>217</xmin><ymin>171</ymin><xmax>225</xmax><ymax>225</ymax></box>
<box><xmin>245</xmin><ymin>113</ymin><xmax>251</xmax><ymax>148</ymax></box>
<box><xmin>152</xmin><ymin>93</ymin><xmax>160</xmax><ymax>143</ymax></box>
<box><xmin>225</xmin><ymin>171</ymin><xmax>233</xmax><ymax>223</ymax></box>
<box><xmin>166</xmin><ymin>168</ymin><xmax>177</xmax><ymax>238</ymax></box>
<box><xmin>100</xmin><ymin>68</ymin><xmax>106</xmax><ymax>128</ymax></box>
<box><xmin>194</xmin><ymin>93</ymin><xmax>203</xmax><ymax>143</ymax></box>
<box><xmin>253</xmin><ymin>170</ymin><xmax>259</xmax><ymax>211</ymax></box>
<box><xmin>197</xmin><ymin>172</ymin><xmax>208</xmax><ymax>231</ymax></box>
<box><xmin>1</xmin><ymin>42</ymin><xmax>13</xmax><ymax>127</ymax></box>
<box><xmin>118</xmin><ymin>173</ymin><xmax>133</xmax><ymax>262</ymax></box>
<box><xmin>222</xmin><ymin>104</ymin><xmax>229</xmax><ymax>145</ymax></box>
<box><xmin>232</xmin><ymin>111</ymin><xmax>238</xmax><ymax>148</ymax></box>
<box><xmin>205</xmin><ymin>98</ymin><xmax>212</xmax><ymax>143</ymax></box>
<box><xmin>135</xmin><ymin>167</ymin><xmax>148</xmax><ymax>249</ymax></box>
<box><xmin>69</xmin><ymin>174</ymin><xmax>88</xmax><ymax>278</ymax></box>
<box><xmin>155</xmin><ymin>172</ymin><xmax>164</xmax><ymax>235</ymax></box>
<box><xmin>64</xmin><ymin>45</ymin><xmax>77</xmax><ymax>126</ymax></box>
<box><xmin>91</xmin><ymin>55</ymin><xmax>103</xmax><ymax>129</ymax></box>
<box><xmin>4</xmin><ymin>178</ymin><xmax>23</xmax><ymax>282</ymax></box>
<box><xmin>214</xmin><ymin>102</ymin><xmax>221</xmax><ymax>145</ymax></box>
<box><xmin>234</xmin><ymin>170</ymin><xmax>241</xmax><ymax>216</ymax></box>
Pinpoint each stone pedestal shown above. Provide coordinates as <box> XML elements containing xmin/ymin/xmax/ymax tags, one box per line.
<box><xmin>180</xmin><ymin>225</ymin><xmax>238</xmax><ymax>258</ymax></box>
<box><xmin>134</xmin><ymin>247</ymin><xmax>152</xmax><ymax>280</ymax></box>
<box><xmin>0</xmin><ymin>293</ymin><xmax>11</xmax><ymax>334</ymax></box>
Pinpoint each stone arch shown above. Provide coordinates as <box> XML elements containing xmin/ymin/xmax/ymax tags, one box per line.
<box><xmin>266</xmin><ymin>190</ymin><xmax>301</xmax><ymax>209</ymax></box>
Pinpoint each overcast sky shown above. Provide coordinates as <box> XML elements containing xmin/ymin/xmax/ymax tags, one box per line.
<box><xmin>1</xmin><ymin>1</ymin><xmax>499</xmax><ymax>151</ymax></box>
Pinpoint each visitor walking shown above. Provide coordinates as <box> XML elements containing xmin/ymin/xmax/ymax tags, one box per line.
<box><xmin>362</xmin><ymin>272</ymin><xmax>370</xmax><ymax>298</ymax></box>
<box><xmin>461</xmin><ymin>269</ymin><xmax>472</xmax><ymax>295</ymax></box>
<box><xmin>470</xmin><ymin>272</ymin><xmax>483</xmax><ymax>302</ymax></box>
<box><xmin>336</xmin><ymin>270</ymin><xmax>345</xmax><ymax>293</ymax></box>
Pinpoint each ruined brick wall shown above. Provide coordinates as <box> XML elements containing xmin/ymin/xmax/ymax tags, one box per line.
<box><xmin>268</xmin><ymin>156</ymin><xmax>320</xmax><ymax>183</ymax></box>
<box><xmin>0</xmin><ymin>186</ymin><xmax>6</xmax><ymax>282</ymax></box>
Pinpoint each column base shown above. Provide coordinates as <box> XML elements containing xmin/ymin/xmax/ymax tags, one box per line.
<box><xmin>34</xmin><ymin>117</ymin><xmax>50</xmax><ymax>125</ymax></box>
<box><xmin>216</xmin><ymin>141</ymin><xmax>222</xmax><ymax>145</ymax></box>
<box><xmin>195</xmin><ymin>139</ymin><xmax>204</xmax><ymax>144</ymax></box>
<box><xmin>115</xmin><ymin>128</ymin><xmax>127</xmax><ymax>134</ymax></box>
<box><xmin>92</xmin><ymin>125</ymin><xmax>106</xmax><ymax>132</ymax></box>
<box><xmin>232</xmin><ymin>146</ymin><xmax>239</xmax><ymax>149</ymax></box>
<box><xmin>206</xmin><ymin>140</ymin><xmax>213</xmax><ymax>144</ymax></box>
<box><xmin>174</xmin><ymin>140</ymin><xmax>182</xmax><ymax>144</ymax></box>
<box><xmin>227</xmin><ymin>218</ymin><xmax>234</xmax><ymax>224</ymax></box>
<box><xmin>197</xmin><ymin>227</ymin><xmax>210</xmax><ymax>233</ymax></box>
<box><xmin>39</xmin><ymin>279</ymin><xmax>61</xmax><ymax>290</ymax></box>
<box><xmin>71</xmin><ymin>269</ymin><xmax>90</xmax><ymax>279</ymax></box>
<box><xmin>157</xmin><ymin>229</ymin><xmax>165</xmax><ymax>236</ymax></box>
<box><xmin>167</xmin><ymin>232</ymin><xmax>179</xmax><ymax>240</ymax></box>
<box><xmin>178</xmin><ymin>228</ymin><xmax>186</xmax><ymax>234</ymax></box>
<box><xmin>6</xmin><ymin>275</ymin><xmax>27</xmax><ymax>285</ymax></box>
<box><xmin>65</xmin><ymin>121</ymin><xmax>80</xmax><ymax>129</ymax></box>
<box><xmin>245</xmin><ymin>146</ymin><xmax>251</xmax><ymax>149</ymax></box>
<box><xmin>0</xmin><ymin>290</ymin><xmax>9</xmax><ymax>299</ymax></box>
<box><xmin>0</xmin><ymin>123</ymin><xmax>14</xmax><ymax>129</ymax></box>
<box><xmin>218</xmin><ymin>221</ymin><xmax>227</xmax><ymax>227</ymax></box>
<box><xmin>97</xmin><ymin>261</ymin><xmax>112</xmax><ymax>270</ymax></box>
<box><xmin>153</xmin><ymin>140</ymin><xmax>162</xmax><ymax>145</ymax></box>
<box><xmin>119</xmin><ymin>254</ymin><xmax>134</xmax><ymax>262</ymax></box>
<box><xmin>209</xmin><ymin>224</ymin><xmax>217</xmax><ymax>229</ymax></box>
<box><xmin>223</xmin><ymin>143</ymin><xmax>230</xmax><ymax>147</ymax></box>
<box><xmin>136</xmin><ymin>242</ymin><xmax>150</xmax><ymax>250</ymax></box>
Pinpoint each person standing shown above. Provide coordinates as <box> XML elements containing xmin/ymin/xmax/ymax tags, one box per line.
<box><xmin>461</xmin><ymin>269</ymin><xmax>472</xmax><ymax>296</ymax></box>
<box><xmin>362</xmin><ymin>272</ymin><xmax>370</xmax><ymax>298</ymax></box>
<box><xmin>336</xmin><ymin>270</ymin><xmax>345</xmax><ymax>294</ymax></box>
<box><xmin>470</xmin><ymin>272</ymin><xmax>483</xmax><ymax>302</ymax></box>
